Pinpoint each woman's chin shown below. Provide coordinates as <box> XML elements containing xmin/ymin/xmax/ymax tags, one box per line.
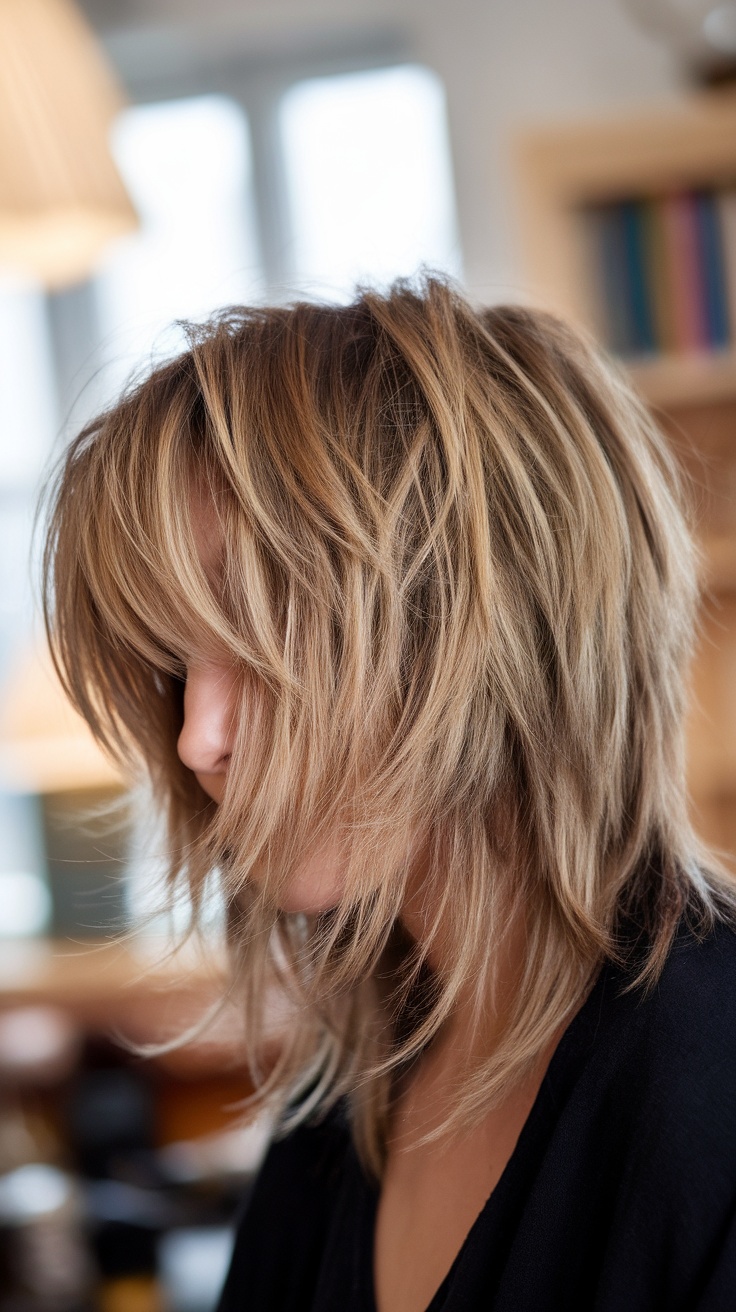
<box><xmin>269</xmin><ymin>842</ymin><xmax>348</xmax><ymax>916</ymax></box>
<box><xmin>276</xmin><ymin>878</ymin><xmax>345</xmax><ymax>917</ymax></box>
<box><xmin>277</xmin><ymin>860</ymin><xmax>347</xmax><ymax>915</ymax></box>
<box><xmin>229</xmin><ymin>841</ymin><xmax>349</xmax><ymax>915</ymax></box>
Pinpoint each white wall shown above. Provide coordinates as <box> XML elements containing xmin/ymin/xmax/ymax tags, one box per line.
<box><xmin>82</xmin><ymin>0</ymin><xmax>685</xmax><ymax>300</ymax></box>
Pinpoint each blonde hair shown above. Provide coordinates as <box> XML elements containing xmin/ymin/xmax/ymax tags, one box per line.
<box><xmin>42</xmin><ymin>275</ymin><xmax>734</xmax><ymax>1176</ymax></box>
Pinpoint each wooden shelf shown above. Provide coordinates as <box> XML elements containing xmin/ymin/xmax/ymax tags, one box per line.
<box><xmin>628</xmin><ymin>352</ymin><xmax>736</xmax><ymax>409</ymax></box>
<box><xmin>513</xmin><ymin>91</ymin><xmax>736</xmax><ymax>872</ymax></box>
<box><xmin>514</xmin><ymin>89</ymin><xmax>736</xmax><ymax>207</ymax></box>
<box><xmin>0</xmin><ymin>937</ymin><xmax>223</xmax><ymax>1022</ymax></box>
<box><xmin>0</xmin><ymin>937</ymin><xmax>289</xmax><ymax>1074</ymax></box>
<box><xmin>513</xmin><ymin>88</ymin><xmax>736</xmax><ymax>346</ymax></box>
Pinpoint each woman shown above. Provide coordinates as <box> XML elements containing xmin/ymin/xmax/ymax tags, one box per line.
<box><xmin>42</xmin><ymin>277</ymin><xmax>736</xmax><ymax>1311</ymax></box>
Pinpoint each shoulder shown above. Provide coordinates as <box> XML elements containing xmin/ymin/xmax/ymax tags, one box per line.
<box><xmin>491</xmin><ymin>914</ymin><xmax>736</xmax><ymax>1310</ymax></box>
<box><xmin>649</xmin><ymin>907</ymin><xmax>736</xmax><ymax>1003</ymax></box>
<box><xmin>635</xmin><ymin>911</ymin><xmax>736</xmax><ymax>1129</ymax></box>
<box><xmin>569</xmin><ymin>910</ymin><xmax>736</xmax><ymax>1180</ymax></box>
<box><xmin>608</xmin><ymin>910</ymin><xmax>736</xmax><ymax>1066</ymax></box>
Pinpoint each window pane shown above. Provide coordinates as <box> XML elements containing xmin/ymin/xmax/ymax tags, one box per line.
<box><xmin>0</xmin><ymin>283</ymin><xmax>56</xmax><ymax>677</ymax></box>
<box><xmin>0</xmin><ymin>285</ymin><xmax>56</xmax><ymax>491</ymax></box>
<box><xmin>94</xmin><ymin>95</ymin><xmax>264</xmax><ymax>399</ymax></box>
<box><xmin>280</xmin><ymin>64</ymin><xmax>463</xmax><ymax>301</ymax></box>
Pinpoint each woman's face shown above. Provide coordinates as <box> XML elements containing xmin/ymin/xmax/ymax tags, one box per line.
<box><xmin>175</xmin><ymin>484</ymin><xmax>350</xmax><ymax>916</ymax></box>
<box><xmin>174</xmin><ymin>485</ymin><xmax>235</xmax><ymax>805</ymax></box>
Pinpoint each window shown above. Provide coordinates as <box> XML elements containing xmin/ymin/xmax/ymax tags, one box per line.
<box><xmin>0</xmin><ymin>54</ymin><xmax>463</xmax><ymax>936</ymax></box>
<box><xmin>280</xmin><ymin>64</ymin><xmax>462</xmax><ymax>300</ymax></box>
<box><xmin>94</xmin><ymin>94</ymin><xmax>264</xmax><ymax>401</ymax></box>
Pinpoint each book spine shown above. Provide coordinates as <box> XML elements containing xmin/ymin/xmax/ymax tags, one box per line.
<box><xmin>716</xmin><ymin>189</ymin><xmax>736</xmax><ymax>350</ymax></box>
<box><xmin>695</xmin><ymin>190</ymin><xmax>731</xmax><ymax>349</ymax></box>
<box><xmin>620</xmin><ymin>199</ymin><xmax>657</xmax><ymax>355</ymax></box>
<box><xmin>586</xmin><ymin>191</ymin><xmax>735</xmax><ymax>358</ymax></box>
<box><xmin>594</xmin><ymin>203</ymin><xmax>635</xmax><ymax>355</ymax></box>
<box><xmin>660</xmin><ymin>192</ymin><xmax>709</xmax><ymax>352</ymax></box>
<box><xmin>642</xmin><ymin>198</ymin><xmax>676</xmax><ymax>354</ymax></box>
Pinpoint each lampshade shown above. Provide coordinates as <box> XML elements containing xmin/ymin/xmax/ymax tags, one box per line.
<box><xmin>0</xmin><ymin>0</ymin><xmax>138</xmax><ymax>289</ymax></box>
<box><xmin>0</xmin><ymin>638</ymin><xmax>124</xmax><ymax>794</ymax></box>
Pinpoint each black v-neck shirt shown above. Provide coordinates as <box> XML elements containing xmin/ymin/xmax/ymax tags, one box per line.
<box><xmin>216</xmin><ymin>915</ymin><xmax>736</xmax><ymax>1310</ymax></box>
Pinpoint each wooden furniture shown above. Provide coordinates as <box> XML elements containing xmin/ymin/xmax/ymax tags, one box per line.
<box><xmin>513</xmin><ymin>88</ymin><xmax>736</xmax><ymax>867</ymax></box>
<box><xmin>0</xmin><ymin>937</ymin><xmax>283</xmax><ymax>1153</ymax></box>
<box><xmin>0</xmin><ymin>937</ymin><xmax>228</xmax><ymax>1042</ymax></box>
<box><xmin>513</xmin><ymin>88</ymin><xmax>736</xmax><ymax>403</ymax></box>
<box><xmin>0</xmin><ymin>935</ymin><xmax>289</xmax><ymax>1068</ymax></box>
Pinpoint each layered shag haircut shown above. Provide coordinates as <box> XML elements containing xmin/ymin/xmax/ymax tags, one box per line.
<box><xmin>42</xmin><ymin>276</ymin><xmax>734</xmax><ymax>1175</ymax></box>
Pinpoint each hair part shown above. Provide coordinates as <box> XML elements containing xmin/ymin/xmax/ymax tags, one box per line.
<box><xmin>41</xmin><ymin>274</ymin><xmax>735</xmax><ymax>1176</ymax></box>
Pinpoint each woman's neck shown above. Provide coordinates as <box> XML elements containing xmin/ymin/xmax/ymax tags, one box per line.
<box><xmin>397</xmin><ymin>855</ymin><xmax>530</xmax><ymax>1086</ymax></box>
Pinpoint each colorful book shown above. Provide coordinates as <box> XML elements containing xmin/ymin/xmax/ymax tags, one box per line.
<box><xmin>641</xmin><ymin>197</ymin><xmax>677</xmax><ymax>354</ymax></box>
<box><xmin>590</xmin><ymin>201</ymin><xmax>656</xmax><ymax>356</ymax></box>
<box><xmin>587</xmin><ymin>188</ymin><xmax>735</xmax><ymax>358</ymax></box>
<box><xmin>694</xmin><ymin>190</ymin><xmax>731</xmax><ymax>349</ymax></box>
<box><xmin>619</xmin><ymin>199</ymin><xmax>657</xmax><ymax>355</ymax></box>
<box><xmin>716</xmin><ymin>189</ymin><xmax>736</xmax><ymax>351</ymax></box>
<box><xmin>659</xmin><ymin>193</ymin><xmax>709</xmax><ymax>353</ymax></box>
<box><xmin>585</xmin><ymin>203</ymin><xmax>631</xmax><ymax>354</ymax></box>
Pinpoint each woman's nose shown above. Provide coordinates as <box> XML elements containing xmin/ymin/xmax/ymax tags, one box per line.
<box><xmin>176</xmin><ymin>661</ymin><xmax>239</xmax><ymax>779</ymax></box>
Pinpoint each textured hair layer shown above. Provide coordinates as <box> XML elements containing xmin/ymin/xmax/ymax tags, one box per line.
<box><xmin>41</xmin><ymin>276</ymin><xmax>735</xmax><ymax>1175</ymax></box>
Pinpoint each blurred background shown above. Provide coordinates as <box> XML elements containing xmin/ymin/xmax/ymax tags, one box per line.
<box><xmin>0</xmin><ymin>0</ymin><xmax>735</xmax><ymax>1307</ymax></box>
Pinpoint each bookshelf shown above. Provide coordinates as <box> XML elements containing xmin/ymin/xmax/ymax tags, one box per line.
<box><xmin>513</xmin><ymin>89</ymin><xmax>736</xmax><ymax>402</ymax></box>
<box><xmin>513</xmin><ymin>88</ymin><xmax>736</xmax><ymax>865</ymax></box>
<box><xmin>626</xmin><ymin>353</ymin><xmax>736</xmax><ymax>407</ymax></box>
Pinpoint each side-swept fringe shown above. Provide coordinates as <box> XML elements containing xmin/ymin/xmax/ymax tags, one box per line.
<box><xmin>40</xmin><ymin>275</ymin><xmax>736</xmax><ymax>1176</ymax></box>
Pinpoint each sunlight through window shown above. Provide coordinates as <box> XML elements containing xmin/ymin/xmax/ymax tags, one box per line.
<box><xmin>94</xmin><ymin>95</ymin><xmax>264</xmax><ymax>399</ymax></box>
<box><xmin>280</xmin><ymin>64</ymin><xmax>462</xmax><ymax>301</ymax></box>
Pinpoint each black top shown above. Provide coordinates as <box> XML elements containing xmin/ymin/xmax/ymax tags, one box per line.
<box><xmin>216</xmin><ymin>915</ymin><xmax>736</xmax><ymax>1311</ymax></box>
